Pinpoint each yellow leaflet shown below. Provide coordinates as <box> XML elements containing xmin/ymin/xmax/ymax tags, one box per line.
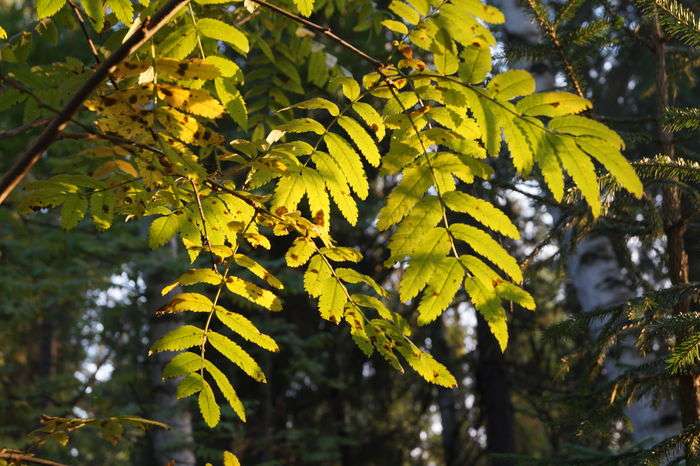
<box><xmin>225</xmin><ymin>276</ymin><xmax>282</xmax><ymax>311</ymax></box>
<box><xmin>157</xmin><ymin>84</ymin><xmax>224</xmax><ymax>119</ymax></box>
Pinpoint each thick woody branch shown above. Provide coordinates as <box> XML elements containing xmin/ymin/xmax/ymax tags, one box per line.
<box><xmin>0</xmin><ymin>0</ymin><xmax>191</xmax><ymax>205</ymax></box>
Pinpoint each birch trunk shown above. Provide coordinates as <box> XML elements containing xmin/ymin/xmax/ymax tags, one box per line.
<box><xmin>568</xmin><ymin>235</ymin><xmax>681</xmax><ymax>444</ymax></box>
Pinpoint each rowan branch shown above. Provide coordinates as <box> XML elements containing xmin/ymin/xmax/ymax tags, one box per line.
<box><xmin>66</xmin><ymin>0</ymin><xmax>118</xmax><ymax>88</ymax></box>
<box><xmin>0</xmin><ymin>451</ymin><xmax>68</xmax><ymax>466</ymax></box>
<box><xmin>249</xmin><ymin>0</ymin><xmax>384</xmax><ymax>68</ymax></box>
<box><xmin>0</xmin><ymin>0</ymin><xmax>191</xmax><ymax>205</ymax></box>
<box><xmin>0</xmin><ymin>118</ymin><xmax>52</xmax><ymax>140</ymax></box>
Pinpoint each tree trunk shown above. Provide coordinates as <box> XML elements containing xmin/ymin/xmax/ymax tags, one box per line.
<box><xmin>568</xmin><ymin>235</ymin><xmax>681</xmax><ymax>443</ymax></box>
<box><xmin>651</xmin><ymin>12</ymin><xmax>700</xmax><ymax>429</ymax></box>
<box><xmin>476</xmin><ymin>313</ymin><xmax>515</xmax><ymax>466</ymax></box>
<box><xmin>431</xmin><ymin>318</ymin><xmax>460</xmax><ymax>466</ymax></box>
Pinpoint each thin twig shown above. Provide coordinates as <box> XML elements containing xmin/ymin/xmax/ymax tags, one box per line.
<box><xmin>249</xmin><ymin>0</ymin><xmax>384</xmax><ymax>68</ymax></box>
<box><xmin>66</xmin><ymin>0</ymin><xmax>118</xmax><ymax>88</ymax></box>
<box><xmin>0</xmin><ymin>118</ymin><xmax>51</xmax><ymax>140</ymax></box>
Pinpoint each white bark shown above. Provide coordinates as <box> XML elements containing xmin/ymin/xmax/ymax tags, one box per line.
<box><xmin>569</xmin><ymin>235</ymin><xmax>681</xmax><ymax>444</ymax></box>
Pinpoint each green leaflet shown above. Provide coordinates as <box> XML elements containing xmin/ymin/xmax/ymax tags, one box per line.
<box><xmin>107</xmin><ymin>0</ymin><xmax>133</xmax><ymax>24</ymax></box>
<box><xmin>197</xmin><ymin>18</ymin><xmax>249</xmax><ymax>55</ymax></box>
<box><xmin>60</xmin><ymin>196</ymin><xmax>87</xmax><ymax>230</ymax></box>
<box><xmin>389</xmin><ymin>0</ymin><xmax>421</xmax><ymax>24</ymax></box>
<box><xmin>312</xmin><ymin>151</ymin><xmax>358</xmax><ymax>225</ymax></box>
<box><xmin>208</xmin><ymin>331</ymin><xmax>267</xmax><ymax>383</ymax></box>
<box><xmin>149</xmin><ymin>214</ymin><xmax>180</xmax><ymax>249</ymax></box>
<box><xmin>318</xmin><ymin>280</ymin><xmax>347</xmax><ymax>323</ymax></box>
<box><xmin>204</xmin><ymin>360</ymin><xmax>246</xmax><ymax>422</ymax></box>
<box><xmin>162</xmin><ymin>352</ymin><xmax>204</xmax><ymax>379</ymax></box>
<box><xmin>443</xmin><ymin>191</ymin><xmax>520</xmax><ymax>239</ymax></box>
<box><xmin>487</xmin><ymin>70</ymin><xmax>535</xmax><ymax>100</ymax></box>
<box><xmin>496</xmin><ymin>281</ymin><xmax>536</xmax><ymax>311</ymax></box>
<box><xmin>417</xmin><ymin>257</ymin><xmax>465</xmax><ymax>325</ymax></box>
<box><xmin>91</xmin><ymin>191</ymin><xmax>115</xmax><ymax>231</ymax></box>
<box><xmin>324</xmin><ymin>133</ymin><xmax>369</xmax><ymax>199</ymax></box>
<box><xmin>450</xmin><ymin>223</ymin><xmax>522</xmax><ymax>283</ymax></box>
<box><xmin>285</xmin><ymin>97</ymin><xmax>339</xmax><ymax>116</ymax></box>
<box><xmin>556</xmin><ymin>136</ymin><xmax>601</xmax><ymax>216</ymax></box>
<box><xmin>536</xmin><ymin>133</ymin><xmax>565</xmax><ymax>201</ymax></box>
<box><xmin>398</xmin><ymin>227</ymin><xmax>452</xmax><ymax>302</ymax></box>
<box><xmin>459</xmin><ymin>44</ymin><xmax>491</xmax><ymax>84</ymax></box>
<box><xmin>177</xmin><ymin>373</ymin><xmax>205</xmax><ymax>399</ymax></box>
<box><xmin>198</xmin><ymin>379</ymin><xmax>221</xmax><ymax>428</ymax></box>
<box><xmin>549</xmin><ymin>115</ymin><xmax>625</xmax><ymax>149</ymax></box>
<box><xmin>352</xmin><ymin>102</ymin><xmax>386</xmax><ymax>141</ymax></box>
<box><xmin>273</xmin><ymin>169</ymin><xmax>305</xmax><ymax>214</ymax></box>
<box><xmin>576</xmin><ymin>137</ymin><xmax>643</xmax><ymax>198</ymax></box>
<box><xmin>397</xmin><ymin>346</ymin><xmax>457</xmax><ymax>388</ymax></box>
<box><xmin>382</xmin><ymin>19</ymin><xmax>409</xmax><ymax>35</ymax></box>
<box><xmin>216</xmin><ymin>78</ymin><xmax>248</xmax><ymax>129</ymax></box>
<box><xmin>376</xmin><ymin>163</ymin><xmax>433</xmax><ymax>230</ymax></box>
<box><xmin>516</xmin><ymin>91</ymin><xmax>592</xmax><ymax>117</ymax></box>
<box><xmin>337</xmin><ymin>116</ymin><xmax>381</xmax><ymax>167</ymax></box>
<box><xmin>150</xmin><ymin>325</ymin><xmax>204</xmax><ymax>354</ymax></box>
<box><xmin>464</xmin><ymin>274</ymin><xmax>508</xmax><ymax>351</ymax></box>
<box><xmin>80</xmin><ymin>0</ymin><xmax>104</xmax><ymax>31</ymax></box>
<box><xmin>277</xmin><ymin>118</ymin><xmax>326</xmax><ymax>135</ymax></box>
<box><xmin>308</xmin><ymin>51</ymin><xmax>329</xmax><ymax>87</ymax></box>
<box><xmin>215</xmin><ymin>307</ymin><xmax>279</xmax><ymax>352</ymax></box>
<box><xmin>300</xmin><ymin>166</ymin><xmax>331</xmax><ymax>228</ymax></box>
<box><xmin>304</xmin><ymin>254</ymin><xmax>333</xmax><ymax>298</ymax></box>
<box><xmin>37</xmin><ymin>0</ymin><xmax>66</xmax><ymax>19</ymax></box>
<box><xmin>160</xmin><ymin>23</ymin><xmax>198</xmax><ymax>59</ymax></box>
<box><xmin>387</xmin><ymin>196</ymin><xmax>443</xmax><ymax>264</ymax></box>
<box><xmin>336</xmin><ymin>268</ymin><xmax>387</xmax><ymax>297</ymax></box>
<box><xmin>503</xmin><ymin>117</ymin><xmax>535</xmax><ymax>174</ymax></box>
